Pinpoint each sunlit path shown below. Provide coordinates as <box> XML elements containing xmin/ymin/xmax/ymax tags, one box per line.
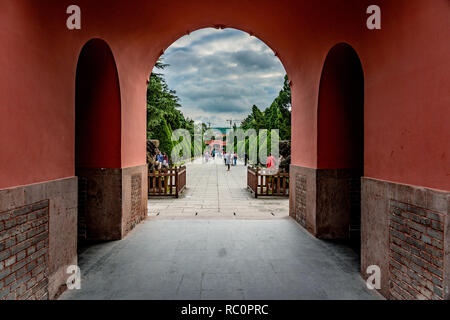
<box><xmin>148</xmin><ymin>161</ymin><xmax>289</xmax><ymax>219</ymax></box>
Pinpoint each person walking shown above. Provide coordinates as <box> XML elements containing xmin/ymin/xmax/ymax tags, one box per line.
<box><xmin>233</xmin><ymin>152</ymin><xmax>238</xmax><ymax>166</ymax></box>
<box><xmin>225</xmin><ymin>152</ymin><xmax>231</xmax><ymax>171</ymax></box>
<box><xmin>244</xmin><ymin>153</ymin><xmax>249</xmax><ymax>166</ymax></box>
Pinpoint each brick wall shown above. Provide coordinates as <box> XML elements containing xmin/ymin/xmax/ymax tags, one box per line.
<box><xmin>0</xmin><ymin>200</ymin><xmax>49</xmax><ymax>300</ymax></box>
<box><xmin>389</xmin><ymin>200</ymin><xmax>445</xmax><ymax>300</ymax></box>
<box><xmin>294</xmin><ymin>174</ymin><xmax>307</xmax><ymax>228</ymax></box>
<box><xmin>125</xmin><ymin>174</ymin><xmax>143</xmax><ymax>234</ymax></box>
<box><xmin>77</xmin><ymin>177</ymin><xmax>88</xmax><ymax>243</ymax></box>
<box><xmin>122</xmin><ymin>165</ymin><xmax>147</xmax><ymax>238</ymax></box>
<box><xmin>349</xmin><ymin>175</ymin><xmax>362</xmax><ymax>249</ymax></box>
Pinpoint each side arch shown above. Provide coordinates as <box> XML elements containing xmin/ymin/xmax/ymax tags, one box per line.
<box><xmin>315</xmin><ymin>43</ymin><xmax>365</xmax><ymax>248</ymax></box>
<box><xmin>75</xmin><ymin>38</ymin><xmax>122</xmax><ymax>169</ymax></box>
<box><xmin>75</xmin><ymin>38</ymin><xmax>124</xmax><ymax>243</ymax></box>
<box><xmin>318</xmin><ymin>43</ymin><xmax>364</xmax><ymax>169</ymax></box>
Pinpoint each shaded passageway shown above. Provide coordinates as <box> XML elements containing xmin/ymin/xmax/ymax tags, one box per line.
<box><xmin>60</xmin><ymin>219</ymin><xmax>380</xmax><ymax>300</ymax></box>
<box><xmin>60</xmin><ymin>161</ymin><xmax>380</xmax><ymax>300</ymax></box>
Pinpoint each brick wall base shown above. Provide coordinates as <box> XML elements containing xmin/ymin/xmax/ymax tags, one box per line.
<box><xmin>122</xmin><ymin>165</ymin><xmax>148</xmax><ymax>237</ymax></box>
<box><xmin>0</xmin><ymin>164</ymin><xmax>148</xmax><ymax>300</ymax></box>
<box><xmin>0</xmin><ymin>178</ymin><xmax>77</xmax><ymax>300</ymax></box>
<box><xmin>76</xmin><ymin>165</ymin><xmax>148</xmax><ymax>242</ymax></box>
<box><xmin>0</xmin><ymin>201</ymin><xmax>50</xmax><ymax>300</ymax></box>
<box><xmin>361</xmin><ymin>177</ymin><xmax>449</xmax><ymax>300</ymax></box>
<box><xmin>289</xmin><ymin>165</ymin><xmax>362</xmax><ymax>240</ymax></box>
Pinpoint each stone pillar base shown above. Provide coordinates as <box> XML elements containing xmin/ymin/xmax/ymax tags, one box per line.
<box><xmin>1</xmin><ymin>165</ymin><xmax>148</xmax><ymax>300</ymax></box>
<box><xmin>77</xmin><ymin>164</ymin><xmax>148</xmax><ymax>242</ymax></box>
<box><xmin>122</xmin><ymin>165</ymin><xmax>148</xmax><ymax>236</ymax></box>
<box><xmin>361</xmin><ymin>177</ymin><xmax>449</xmax><ymax>300</ymax></box>
<box><xmin>289</xmin><ymin>165</ymin><xmax>362</xmax><ymax>240</ymax></box>
<box><xmin>0</xmin><ymin>177</ymin><xmax>78</xmax><ymax>300</ymax></box>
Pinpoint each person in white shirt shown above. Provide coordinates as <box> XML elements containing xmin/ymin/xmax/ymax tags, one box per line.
<box><xmin>225</xmin><ymin>153</ymin><xmax>231</xmax><ymax>171</ymax></box>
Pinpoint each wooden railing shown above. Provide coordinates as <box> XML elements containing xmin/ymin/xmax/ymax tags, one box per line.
<box><xmin>247</xmin><ymin>166</ymin><xmax>289</xmax><ymax>198</ymax></box>
<box><xmin>148</xmin><ymin>166</ymin><xmax>187</xmax><ymax>198</ymax></box>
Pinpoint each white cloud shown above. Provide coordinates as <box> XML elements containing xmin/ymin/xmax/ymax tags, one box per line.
<box><xmin>157</xmin><ymin>28</ymin><xmax>286</xmax><ymax>127</ymax></box>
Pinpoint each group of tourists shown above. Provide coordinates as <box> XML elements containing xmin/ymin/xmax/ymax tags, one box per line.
<box><xmin>204</xmin><ymin>149</ymin><xmax>218</xmax><ymax>163</ymax></box>
<box><xmin>203</xmin><ymin>149</ymin><xmax>282</xmax><ymax>172</ymax></box>
<box><xmin>155</xmin><ymin>151</ymin><xmax>169</xmax><ymax>169</ymax></box>
<box><xmin>223</xmin><ymin>152</ymin><xmax>238</xmax><ymax>171</ymax></box>
<box><xmin>203</xmin><ymin>149</ymin><xmax>236</xmax><ymax>170</ymax></box>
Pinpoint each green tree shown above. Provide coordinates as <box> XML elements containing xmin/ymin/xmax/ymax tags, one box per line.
<box><xmin>240</xmin><ymin>74</ymin><xmax>292</xmax><ymax>164</ymax></box>
<box><xmin>147</xmin><ymin>60</ymin><xmax>210</xmax><ymax>159</ymax></box>
<box><xmin>147</xmin><ymin>61</ymin><xmax>188</xmax><ymax>156</ymax></box>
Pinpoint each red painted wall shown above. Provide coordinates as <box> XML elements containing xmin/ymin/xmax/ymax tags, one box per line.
<box><xmin>359</xmin><ymin>0</ymin><xmax>450</xmax><ymax>190</ymax></box>
<box><xmin>0</xmin><ymin>0</ymin><xmax>448</xmax><ymax>190</ymax></box>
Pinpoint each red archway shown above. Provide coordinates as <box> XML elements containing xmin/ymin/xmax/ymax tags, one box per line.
<box><xmin>75</xmin><ymin>38</ymin><xmax>122</xmax><ymax>169</ymax></box>
<box><xmin>315</xmin><ymin>43</ymin><xmax>364</xmax><ymax>244</ymax></box>
<box><xmin>0</xmin><ymin>0</ymin><xmax>448</xmax><ymax>301</ymax></box>
<box><xmin>317</xmin><ymin>43</ymin><xmax>364</xmax><ymax>170</ymax></box>
<box><xmin>75</xmin><ymin>39</ymin><xmax>123</xmax><ymax>243</ymax></box>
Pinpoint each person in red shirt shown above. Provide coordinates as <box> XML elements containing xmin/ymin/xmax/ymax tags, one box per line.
<box><xmin>266</xmin><ymin>153</ymin><xmax>276</xmax><ymax>169</ymax></box>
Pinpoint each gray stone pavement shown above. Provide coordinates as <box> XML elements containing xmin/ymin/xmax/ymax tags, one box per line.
<box><xmin>61</xmin><ymin>161</ymin><xmax>381</xmax><ymax>300</ymax></box>
<box><xmin>148</xmin><ymin>160</ymin><xmax>289</xmax><ymax>219</ymax></box>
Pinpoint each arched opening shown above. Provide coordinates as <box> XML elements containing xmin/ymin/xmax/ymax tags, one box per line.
<box><xmin>316</xmin><ymin>43</ymin><xmax>364</xmax><ymax>254</ymax></box>
<box><xmin>146</xmin><ymin>28</ymin><xmax>292</xmax><ymax>215</ymax></box>
<box><xmin>75</xmin><ymin>39</ymin><xmax>122</xmax><ymax>248</ymax></box>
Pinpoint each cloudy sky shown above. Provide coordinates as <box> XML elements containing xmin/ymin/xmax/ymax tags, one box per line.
<box><xmin>157</xmin><ymin>28</ymin><xmax>287</xmax><ymax>128</ymax></box>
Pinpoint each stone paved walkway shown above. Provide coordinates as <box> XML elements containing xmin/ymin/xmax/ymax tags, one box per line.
<box><xmin>148</xmin><ymin>160</ymin><xmax>289</xmax><ymax>219</ymax></box>
<box><xmin>61</xmin><ymin>160</ymin><xmax>381</xmax><ymax>300</ymax></box>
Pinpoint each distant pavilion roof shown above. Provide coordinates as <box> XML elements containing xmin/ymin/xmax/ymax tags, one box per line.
<box><xmin>205</xmin><ymin>140</ymin><xmax>226</xmax><ymax>146</ymax></box>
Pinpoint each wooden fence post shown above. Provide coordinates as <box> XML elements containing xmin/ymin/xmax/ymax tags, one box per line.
<box><xmin>255</xmin><ymin>167</ymin><xmax>259</xmax><ymax>199</ymax></box>
<box><xmin>175</xmin><ymin>166</ymin><xmax>179</xmax><ymax>198</ymax></box>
